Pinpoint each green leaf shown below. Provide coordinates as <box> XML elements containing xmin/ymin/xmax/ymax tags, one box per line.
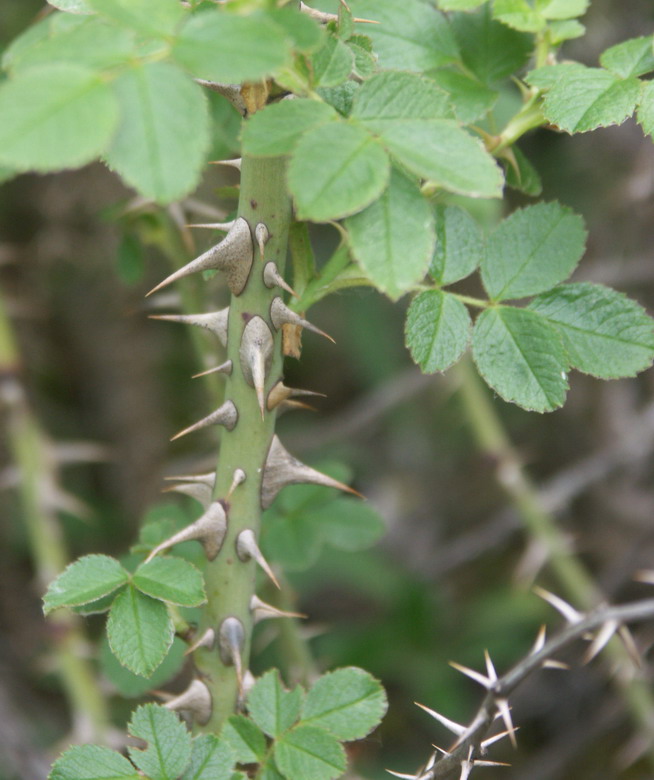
<box><xmin>128</xmin><ymin>704</ymin><xmax>192</xmax><ymax>780</ymax></box>
<box><xmin>71</xmin><ymin>592</ymin><xmax>116</xmax><ymax>616</ymax></box>
<box><xmin>438</xmin><ymin>0</ymin><xmax>489</xmax><ymax>9</ymax></box>
<box><xmin>350</xmin><ymin>71</ymin><xmax>452</xmax><ymax>124</ymax></box>
<box><xmin>221</xmin><ymin>715</ymin><xmax>267</xmax><ymax>764</ymax></box>
<box><xmin>49</xmin><ymin>745</ymin><xmax>139</xmax><ymax>780</ymax></box>
<box><xmin>600</xmin><ymin>36</ymin><xmax>654</xmax><ymax>78</ymax></box>
<box><xmin>549</xmin><ymin>19</ymin><xmax>585</xmax><ymax>44</ymax></box>
<box><xmin>182</xmin><ymin>735</ymin><xmax>236</xmax><ymax>780</ymax></box>
<box><xmin>637</xmin><ymin>81</ymin><xmax>654</xmax><ymax>138</ymax></box>
<box><xmin>172</xmin><ymin>11</ymin><xmax>291</xmax><ymax>84</ymax></box>
<box><xmin>528</xmin><ymin>283</ymin><xmax>654</xmax><ymax>378</ymax></box>
<box><xmin>88</xmin><ymin>0</ymin><xmax>185</xmax><ymax>36</ymax></box>
<box><xmin>472</xmin><ymin>306</ymin><xmax>569</xmax><ymax>412</ymax></box>
<box><xmin>482</xmin><ymin>202</ymin><xmax>587</xmax><ymax>301</ymax></box>
<box><xmin>302</xmin><ymin>667</ymin><xmax>387</xmax><ymax>740</ymax></box>
<box><xmin>101</xmin><ymin>636</ymin><xmax>187</xmax><ymax>698</ymax></box>
<box><xmin>317</xmin><ymin>81</ymin><xmax>360</xmax><ymax>116</ymax></box>
<box><xmin>49</xmin><ymin>0</ymin><xmax>95</xmax><ymax>13</ymax></box>
<box><xmin>376</xmin><ymin>120</ymin><xmax>503</xmax><ymax>199</ymax></box>
<box><xmin>351</xmin><ymin>0</ymin><xmax>459</xmax><ymax>71</ymax></box>
<box><xmin>503</xmin><ymin>145</ymin><xmax>543</xmax><ymax>196</ymax></box>
<box><xmin>242</xmin><ymin>100</ymin><xmax>337</xmax><ymax>157</ymax></box>
<box><xmin>132</xmin><ymin>556</ymin><xmax>206</xmax><ymax>607</ymax></box>
<box><xmin>0</xmin><ymin>64</ymin><xmax>118</xmax><ymax>172</ymax></box>
<box><xmin>427</xmin><ymin>69</ymin><xmax>498</xmax><ymax>123</ymax></box>
<box><xmin>492</xmin><ymin>0</ymin><xmax>544</xmax><ymax>32</ymax></box>
<box><xmin>274</xmin><ymin>726</ymin><xmax>346</xmax><ymax>780</ymax></box>
<box><xmin>310</xmin><ymin>498</ymin><xmax>385</xmax><ymax>552</ymax></box>
<box><xmin>263</xmin><ymin>506</ymin><xmax>324</xmax><ymax>572</ymax></box>
<box><xmin>312</xmin><ymin>35</ymin><xmax>354</xmax><ymax>87</ymax></box>
<box><xmin>345</xmin><ymin>168</ymin><xmax>435</xmax><ymax>300</ymax></box>
<box><xmin>349</xmin><ymin>40</ymin><xmax>376</xmax><ymax>80</ymax></box>
<box><xmin>104</xmin><ymin>62</ymin><xmax>209</xmax><ymax>204</ymax></box>
<box><xmin>288</xmin><ymin>122</ymin><xmax>390</xmax><ymax>221</ymax></box>
<box><xmin>266</xmin><ymin>7</ymin><xmax>324</xmax><ymax>53</ymax></box>
<box><xmin>248</xmin><ymin>670</ymin><xmax>304</xmax><ymax>738</ymax></box>
<box><xmin>527</xmin><ymin>64</ymin><xmax>641</xmax><ymax>133</ymax></box>
<box><xmin>534</xmin><ymin>0</ymin><xmax>589</xmax><ymax>19</ymax></box>
<box><xmin>405</xmin><ymin>290</ymin><xmax>472</xmax><ymax>373</ymax></box>
<box><xmin>107</xmin><ymin>586</ymin><xmax>174</xmax><ymax>676</ymax></box>
<box><xmin>452</xmin><ymin>5</ymin><xmax>533</xmax><ymax>83</ymax></box>
<box><xmin>43</xmin><ymin>555</ymin><xmax>128</xmax><ymax>614</ymax></box>
<box><xmin>430</xmin><ymin>205</ymin><xmax>484</xmax><ymax>285</ymax></box>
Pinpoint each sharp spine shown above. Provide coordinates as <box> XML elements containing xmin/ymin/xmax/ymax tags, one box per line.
<box><xmin>145</xmin><ymin>502</ymin><xmax>228</xmax><ymax>562</ymax></box>
<box><xmin>163</xmin><ymin>481</ymin><xmax>212</xmax><ymax>508</ymax></box>
<box><xmin>414</xmin><ymin>701</ymin><xmax>467</xmax><ymax>736</ymax></box>
<box><xmin>146</xmin><ymin>217</ymin><xmax>253</xmax><ymax>297</ymax></box>
<box><xmin>236</xmin><ymin>530</ymin><xmax>280</xmax><ymax>588</ymax></box>
<box><xmin>164</xmin><ymin>679</ymin><xmax>212</xmax><ymax>725</ymax></box>
<box><xmin>185</xmin><ymin>627</ymin><xmax>215</xmax><ymax>655</ymax></box>
<box><xmin>269</xmin><ymin>297</ymin><xmax>335</xmax><ymax>343</ymax></box>
<box><xmin>192</xmin><ymin>359</ymin><xmax>233</xmax><ymax>379</ymax></box>
<box><xmin>255</xmin><ymin>223</ymin><xmax>269</xmax><ymax>260</ymax></box>
<box><xmin>209</xmin><ymin>156</ymin><xmax>243</xmax><ymax>170</ymax></box>
<box><xmin>250</xmin><ymin>595</ymin><xmax>306</xmax><ymax>623</ymax></box>
<box><xmin>267</xmin><ymin>381</ymin><xmax>326</xmax><ymax>411</ymax></box>
<box><xmin>226</xmin><ymin>468</ymin><xmax>246</xmax><ymax>498</ymax></box>
<box><xmin>149</xmin><ymin>308</ymin><xmax>229</xmax><ymax>347</ymax></box>
<box><xmin>218</xmin><ymin>617</ymin><xmax>245</xmax><ymax>694</ymax></box>
<box><xmin>263</xmin><ymin>262</ymin><xmax>298</xmax><ymax>298</ymax></box>
<box><xmin>195</xmin><ymin>80</ymin><xmax>247</xmax><ymax>115</ymax></box>
<box><xmin>261</xmin><ymin>435</ymin><xmax>362</xmax><ymax>509</ymax></box>
<box><xmin>171</xmin><ymin>400</ymin><xmax>238</xmax><ymax>441</ymax></box>
<box><xmin>239</xmin><ymin>316</ymin><xmax>273</xmax><ymax>419</ymax></box>
<box><xmin>187</xmin><ymin>220</ymin><xmax>235</xmax><ymax>230</ymax></box>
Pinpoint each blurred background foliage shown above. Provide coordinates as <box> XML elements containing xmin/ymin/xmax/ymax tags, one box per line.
<box><xmin>2</xmin><ymin>1</ymin><xmax>654</xmax><ymax>779</ymax></box>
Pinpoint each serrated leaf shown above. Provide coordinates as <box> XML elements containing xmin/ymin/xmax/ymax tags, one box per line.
<box><xmin>302</xmin><ymin>667</ymin><xmax>387</xmax><ymax>740</ymax></box>
<box><xmin>242</xmin><ymin>100</ymin><xmax>337</xmax><ymax>157</ymax></box>
<box><xmin>221</xmin><ymin>716</ymin><xmax>267</xmax><ymax>764</ymax></box>
<box><xmin>133</xmin><ymin>556</ymin><xmax>206</xmax><ymax>607</ymax></box>
<box><xmin>104</xmin><ymin>62</ymin><xmax>209</xmax><ymax>204</ymax></box>
<box><xmin>88</xmin><ymin>0</ymin><xmax>185</xmax><ymax>36</ymax></box>
<box><xmin>182</xmin><ymin>735</ymin><xmax>236</xmax><ymax>780</ymax></box>
<box><xmin>406</xmin><ymin>290</ymin><xmax>472</xmax><ymax>373</ymax></box>
<box><xmin>472</xmin><ymin>306</ymin><xmax>569</xmax><ymax>412</ymax></box>
<box><xmin>49</xmin><ymin>745</ymin><xmax>139</xmax><ymax>780</ymax></box>
<box><xmin>310</xmin><ymin>498</ymin><xmax>385</xmax><ymax>551</ymax></box>
<box><xmin>492</xmin><ymin>0</ymin><xmax>544</xmax><ymax>32</ymax></box>
<box><xmin>438</xmin><ymin>0</ymin><xmax>488</xmax><ymax>9</ymax></box>
<box><xmin>128</xmin><ymin>704</ymin><xmax>192</xmax><ymax>780</ymax></box>
<box><xmin>428</xmin><ymin>69</ymin><xmax>498</xmax><ymax>123</ymax></box>
<box><xmin>43</xmin><ymin>555</ymin><xmax>128</xmax><ymax>614</ymax></box>
<box><xmin>527</xmin><ymin>64</ymin><xmax>641</xmax><ymax>133</ymax></box>
<box><xmin>637</xmin><ymin>81</ymin><xmax>654</xmax><ymax>138</ymax></box>
<box><xmin>600</xmin><ymin>36</ymin><xmax>654</xmax><ymax>78</ymax></box>
<box><xmin>274</xmin><ymin>726</ymin><xmax>346</xmax><ymax>780</ymax></box>
<box><xmin>312</xmin><ymin>35</ymin><xmax>354</xmax><ymax>87</ymax></box>
<box><xmin>49</xmin><ymin>0</ymin><xmax>94</xmax><ymax>13</ymax></box>
<box><xmin>351</xmin><ymin>0</ymin><xmax>459</xmax><ymax>71</ymax></box>
<box><xmin>351</xmin><ymin>71</ymin><xmax>452</xmax><ymax>124</ymax></box>
<box><xmin>482</xmin><ymin>202</ymin><xmax>586</xmax><ymax>301</ymax></box>
<box><xmin>288</xmin><ymin>122</ymin><xmax>389</xmax><ymax>221</ymax></box>
<box><xmin>534</xmin><ymin>0</ymin><xmax>589</xmax><ymax>19</ymax></box>
<box><xmin>430</xmin><ymin>205</ymin><xmax>484</xmax><ymax>285</ymax></box>
<box><xmin>266</xmin><ymin>7</ymin><xmax>324</xmax><ymax>53</ymax></box>
<box><xmin>549</xmin><ymin>19</ymin><xmax>585</xmax><ymax>44</ymax></box>
<box><xmin>173</xmin><ymin>11</ymin><xmax>291</xmax><ymax>84</ymax></box>
<box><xmin>107</xmin><ymin>586</ymin><xmax>174</xmax><ymax>676</ymax></box>
<box><xmin>528</xmin><ymin>283</ymin><xmax>654</xmax><ymax>378</ymax></box>
<box><xmin>345</xmin><ymin>167</ymin><xmax>434</xmax><ymax>300</ymax></box>
<box><xmin>101</xmin><ymin>636</ymin><xmax>187</xmax><ymax>698</ymax></box>
<box><xmin>452</xmin><ymin>4</ymin><xmax>533</xmax><ymax>83</ymax></box>
<box><xmin>503</xmin><ymin>145</ymin><xmax>542</xmax><ymax>196</ymax></box>
<box><xmin>0</xmin><ymin>64</ymin><xmax>118</xmax><ymax>172</ymax></box>
<box><xmin>248</xmin><ymin>670</ymin><xmax>304</xmax><ymax>738</ymax></box>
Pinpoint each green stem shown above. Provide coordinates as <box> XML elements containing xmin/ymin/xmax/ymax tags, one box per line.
<box><xmin>494</xmin><ymin>98</ymin><xmax>545</xmax><ymax>154</ymax></box>
<box><xmin>194</xmin><ymin>154</ymin><xmax>292</xmax><ymax>732</ymax></box>
<box><xmin>456</xmin><ymin>356</ymin><xmax>654</xmax><ymax>766</ymax></box>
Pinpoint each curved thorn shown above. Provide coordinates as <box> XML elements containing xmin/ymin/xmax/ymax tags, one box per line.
<box><xmin>219</xmin><ymin>617</ymin><xmax>245</xmax><ymax>695</ymax></box>
<box><xmin>185</xmin><ymin>627</ymin><xmax>215</xmax><ymax>655</ymax></box>
<box><xmin>263</xmin><ymin>262</ymin><xmax>299</xmax><ymax>298</ymax></box>
<box><xmin>162</xmin><ymin>481</ymin><xmax>213</xmax><ymax>509</ymax></box>
<box><xmin>195</xmin><ymin>80</ymin><xmax>246</xmax><ymax>115</ymax></box>
<box><xmin>171</xmin><ymin>400</ymin><xmax>238</xmax><ymax>440</ymax></box>
<box><xmin>270</xmin><ymin>297</ymin><xmax>335</xmax><ymax>343</ymax></box>
<box><xmin>209</xmin><ymin>157</ymin><xmax>242</xmax><ymax>170</ymax></box>
<box><xmin>414</xmin><ymin>702</ymin><xmax>466</xmax><ymax>736</ymax></box>
<box><xmin>145</xmin><ymin>502</ymin><xmax>227</xmax><ymax>562</ymax></box>
<box><xmin>240</xmin><ymin>316</ymin><xmax>273</xmax><ymax>419</ymax></box>
<box><xmin>449</xmin><ymin>660</ymin><xmax>492</xmax><ymax>689</ymax></box>
<box><xmin>226</xmin><ymin>468</ymin><xmax>246</xmax><ymax>499</ymax></box>
<box><xmin>533</xmin><ymin>586</ymin><xmax>583</xmax><ymax>624</ymax></box>
<box><xmin>495</xmin><ymin>698</ymin><xmax>517</xmax><ymax>748</ymax></box>
<box><xmin>192</xmin><ymin>359</ymin><xmax>233</xmax><ymax>379</ymax></box>
<box><xmin>164</xmin><ymin>679</ymin><xmax>212</xmax><ymax>725</ymax></box>
<box><xmin>250</xmin><ymin>595</ymin><xmax>306</xmax><ymax>623</ymax></box>
<box><xmin>267</xmin><ymin>381</ymin><xmax>326</xmax><ymax>411</ymax></box>
<box><xmin>186</xmin><ymin>220</ymin><xmax>236</xmax><ymax>230</ymax></box>
<box><xmin>236</xmin><ymin>530</ymin><xmax>280</xmax><ymax>588</ymax></box>
<box><xmin>163</xmin><ymin>472</ymin><xmax>215</xmax><ymax>485</ymax></box>
<box><xmin>149</xmin><ymin>308</ymin><xmax>229</xmax><ymax>347</ymax></box>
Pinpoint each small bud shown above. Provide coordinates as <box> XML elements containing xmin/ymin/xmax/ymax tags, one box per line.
<box><xmin>270</xmin><ymin>297</ymin><xmax>335</xmax><ymax>343</ymax></box>
<box><xmin>250</xmin><ymin>595</ymin><xmax>306</xmax><ymax>623</ymax></box>
<box><xmin>149</xmin><ymin>308</ymin><xmax>229</xmax><ymax>347</ymax></box>
<box><xmin>263</xmin><ymin>262</ymin><xmax>298</xmax><ymax>298</ymax></box>
<box><xmin>239</xmin><ymin>316</ymin><xmax>273</xmax><ymax>419</ymax></box>
<box><xmin>171</xmin><ymin>400</ymin><xmax>238</xmax><ymax>441</ymax></box>
<box><xmin>164</xmin><ymin>679</ymin><xmax>212</xmax><ymax>725</ymax></box>
<box><xmin>236</xmin><ymin>529</ymin><xmax>280</xmax><ymax>588</ymax></box>
<box><xmin>192</xmin><ymin>359</ymin><xmax>233</xmax><ymax>379</ymax></box>
<box><xmin>145</xmin><ymin>502</ymin><xmax>227</xmax><ymax>562</ymax></box>
<box><xmin>255</xmin><ymin>223</ymin><xmax>269</xmax><ymax>260</ymax></box>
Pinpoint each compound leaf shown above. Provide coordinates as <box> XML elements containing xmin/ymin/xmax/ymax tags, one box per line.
<box><xmin>132</xmin><ymin>556</ymin><xmax>206</xmax><ymax>607</ymax></box>
<box><xmin>241</xmin><ymin>99</ymin><xmax>337</xmax><ymax>157</ymax></box>
<box><xmin>345</xmin><ymin>167</ymin><xmax>435</xmax><ymax>300</ymax></box>
<box><xmin>528</xmin><ymin>283</ymin><xmax>654</xmax><ymax>378</ymax></box>
<box><xmin>49</xmin><ymin>745</ymin><xmax>139</xmax><ymax>780</ymax></box>
<box><xmin>248</xmin><ymin>670</ymin><xmax>304</xmax><ymax>738</ymax></box>
<box><xmin>351</xmin><ymin>70</ymin><xmax>452</xmax><ymax>124</ymax></box>
<box><xmin>406</xmin><ymin>290</ymin><xmax>472</xmax><ymax>373</ymax></box>
<box><xmin>128</xmin><ymin>704</ymin><xmax>192</xmax><ymax>780</ymax></box>
<box><xmin>274</xmin><ymin>726</ymin><xmax>346</xmax><ymax>780</ymax></box>
<box><xmin>472</xmin><ymin>306</ymin><xmax>569</xmax><ymax>412</ymax></box>
<box><xmin>43</xmin><ymin>555</ymin><xmax>128</xmax><ymax>614</ymax></box>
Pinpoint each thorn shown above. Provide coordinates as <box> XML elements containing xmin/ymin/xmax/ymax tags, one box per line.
<box><xmin>146</xmin><ymin>217</ymin><xmax>253</xmax><ymax>297</ymax></box>
<box><xmin>171</xmin><ymin>400</ymin><xmax>238</xmax><ymax>440</ymax></box>
<box><xmin>162</xmin><ymin>481</ymin><xmax>213</xmax><ymax>508</ymax></box>
<box><xmin>239</xmin><ymin>316</ymin><xmax>273</xmax><ymax>419</ymax></box>
<box><xmin>495</xmin><ymin>698</ymin><xmax>517</xmax><ymax>748</ymax></box>
<box><xmin>543</xmin><ymin>659</ymin><xmax>569</xmax><ymax>670</ymax></box>
<box><xmin>263</xmin><ymin>262</ymin><xmax>299</xmax><ymax>298</ymax></box>
<box><xmin>530</xmin><ymin>624</ymin><xmax>547</xmax><ymax>655</ymax></box>
<box><xmin>481</xmin><ymin>727</ymin><xmax>519</xmax><ymax>750</ymax></box>
<box><xmin>250</xmin><ymin>595</ymin><xmax>306</xmax><ymax>623</ymax></box>
<box><xmin>218</xmin><ymin>617</ymin><xmax>245</xmax><ymax>695</ymax></box>
<box><xmin>192</xmin><ymin>359</ymin><xmax>233</xmax><ymax>379</ymax></box>
<box><xmin>236</xmin><ymin>530</ymin><xmax>280</xmax><ymax>588</ymax></box>
<box><xmin>261</xmin><ymin>435</ymin><xmax>363</xmax><ymax>509</ymax></box>
<box><xmin>226</xmin><ymin>468</ymin><xmax>246</xmax><ymax>499</ymax></box>
<box><xmin>185</xmin><ymin>627</ymin><xmax>215</xmax><ymax>655</ymax></box>
<box><xmin>267</xmin><ymin>381</ymin><xmax>326</xmax><ymax>411</ymax></box>
<box><xmin>145</xmin><ymin>502</ymin><xmax>228</xmax><ymax>562</ymax></box>
<box><xmin>584</xmin><ymin>619</ymin><xmax>618</xmax><ymax>664</ymax></box>
<box><xmin>270</xmin><ymin>297</ymin><xmax>335</xmax><ymax>343</ymax></box>
<box><xmin>195</xmin><ymin>80</ymin><xmax>247</xmax><ymax>115</ymax></box>
<box><xmin>277</xmin><ymin>399</ymin><xmax>317</xmax><ymax>415</ymax></box>
<box><xmin>299</xmin><ymin>1</ymin><xmax>379</xmax><ymax>24</ymax></box>
<box><xmin>164</xmin><ymin>679</ymin><xmax>212</xmax><ymax>725</ymax></box>
<box><xmin>149</xmin><ymin>308</ymin><xmax>230</xmax><ymax>347</ymax></box>
<box><xmin>255</xmin><ymin>223</ymin><xmax>269</xmax><ymax>260</ymax></box>
<box><xmin>209</xmin><ymin>157</ymin><xmax>242</xmax><ymax>170</ymax></box>
<box><xmin>484</xmin><ymin>650</ymin><xmax>498</xmax><ymax>684</ymax></box>
<box><xmin>186</xmin><ymin>220</ymin><xmax>235</xmax><ymax>230</ymax></box>
<box><xmin>163</xmin><ymin>472</ymin><xmax>215</xmax><ymax>485</ymax></box>
<box><xmin>533</xmin><ymin>586</ymin><xmax>583</xmax><ymax>624</ymax></box>
<box><xmin>618</xmin><ymin>624</ymin><xmax>642</xmax><ymax>667</ymax></box>
<box><xmin>634</xmin><ymin>569</ymin><xmax>654</xmax><ymax>585</ymax></box>
<box><xmin>449</xmin><ymin>660</ymin><xmax>493</xmax><ymax>689</ymax></box>
<box><xmin>386</xmin><ymin>771</ymin><xmax>420</xmax><ymax>779</ymax></box>
<box><xmin>414</xmin><ymin>701</ymin><xmax>467</xmax><ymax>736</ymax></box>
